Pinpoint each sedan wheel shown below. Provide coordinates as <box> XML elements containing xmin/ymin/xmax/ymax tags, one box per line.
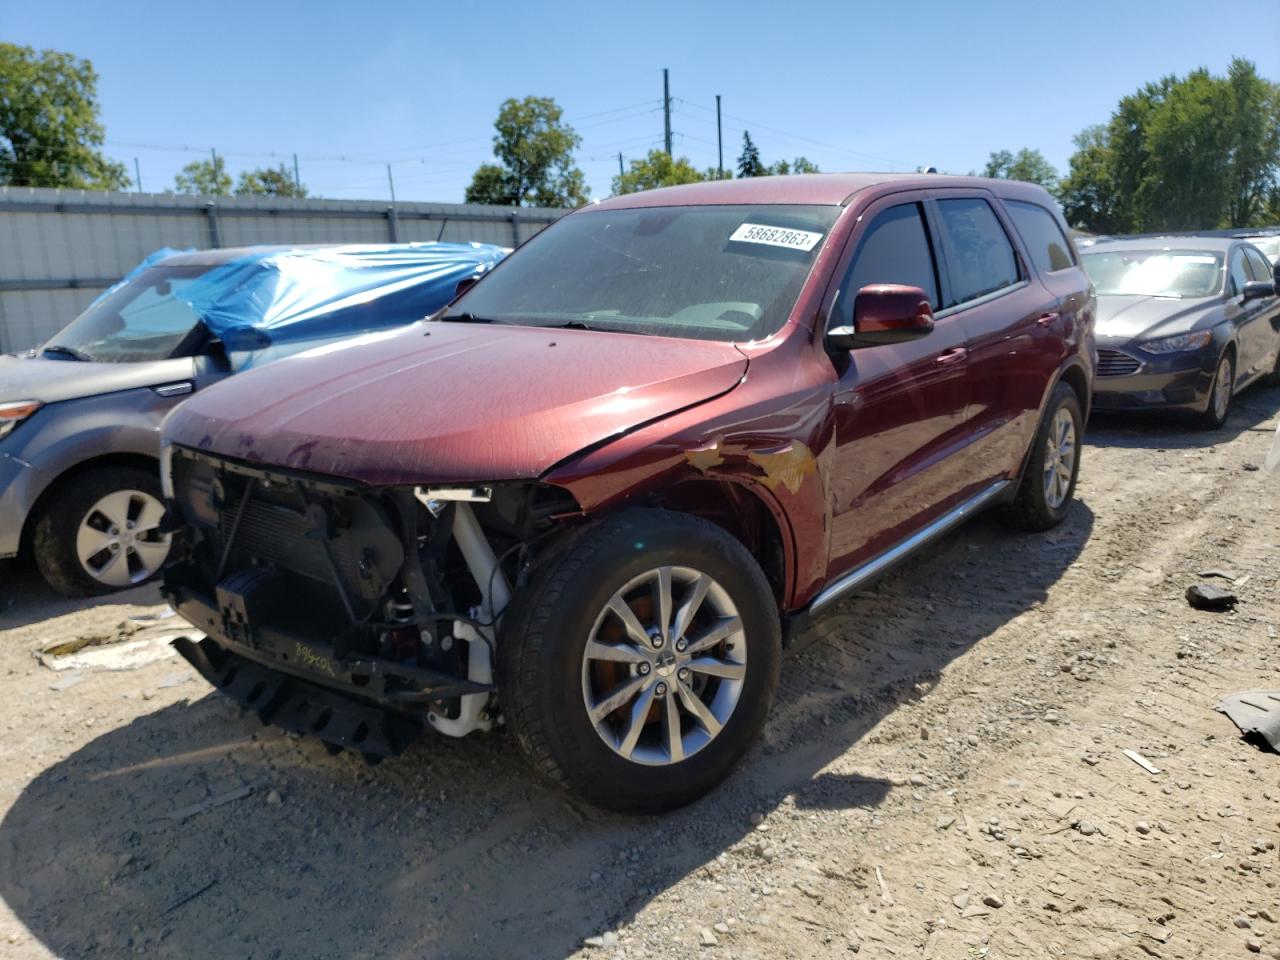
<box><xmin>1198</xmin><ymin>350</ymin><xmax>1235</xmax><ymax>430</ymax></box>
<box><xmin>75</xmin><ymin>489</ymin><xmax>171</xmax><ymax>588</ymax></box>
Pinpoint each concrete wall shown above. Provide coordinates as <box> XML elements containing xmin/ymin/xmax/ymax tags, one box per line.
<box><xmin>0</xmin><ymin>187</ymin><xmax>567</xmax><ymax>352</ymax></box>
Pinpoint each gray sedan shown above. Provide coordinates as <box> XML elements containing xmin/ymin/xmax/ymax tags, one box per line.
<box><xmin>1082</xmin><ymin>236</ymin><xmax>1280</xmax><ymax>429</ymax></box>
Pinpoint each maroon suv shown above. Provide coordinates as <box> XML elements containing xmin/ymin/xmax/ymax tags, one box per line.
<box><xmin>161</xmin><ymin>174</ymin><xmax>1094</xmax><ymax>812</ymax></box>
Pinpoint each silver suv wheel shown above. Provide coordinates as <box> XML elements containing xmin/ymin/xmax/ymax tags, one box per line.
<box><xmin>75</xmin><ymin>489</ymin><xmax>171</xmax><ymax>588</ymax></box>
<box><xmin>581</xmin><ymin>565</ymin><xmax>747</xmax><ymax>766</ymax></box>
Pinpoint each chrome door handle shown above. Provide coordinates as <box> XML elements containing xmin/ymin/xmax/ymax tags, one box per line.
<box><xmin>1037</xmin><ymin>311</ymin><xmax>1062</xmax><ymax>327</ymax></box>
<box><xmin>935</xmin><ymin>347</ymin><xmax>967</xmax><ymax>365</ymax></box>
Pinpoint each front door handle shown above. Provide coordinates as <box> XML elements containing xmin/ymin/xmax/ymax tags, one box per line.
<box><xmin>935</xmin><ymin>347</ymin><xmax>967</xmax><ymax>365</ymax></box>
<box><xmin>1036</xmin><ymin>311</ymin><xmax>1062</xmax><ymax>327</ymax></box>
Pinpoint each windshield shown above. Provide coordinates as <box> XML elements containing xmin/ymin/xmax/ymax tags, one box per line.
<box><xmin>44</xmin><ymin>264</ymin><xmax>213</xmax><ymax>362</ymax></box>
<box><xmin>1081</xmin><ymin>249</ymin><xmax>1223</xmax><ymax>298</ymax></box>
<box><xmin>444</xmin><ymin>204</ymin><xmax>840</xmax><ymax>342</ymax></box>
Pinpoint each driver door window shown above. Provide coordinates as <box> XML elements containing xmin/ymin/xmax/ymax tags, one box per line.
<box><xmin>837</xmin><ymin>203</ymin><xmax>940</xmax><ymax>320</ymax></box>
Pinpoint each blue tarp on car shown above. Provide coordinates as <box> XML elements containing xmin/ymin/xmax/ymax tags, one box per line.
<box><xmin>184</xmin><ymin>243</ymin><xmax>507</xmax><ymax>352</ymax></box>
<box><xmin>158</xmin><ymin>242</ymin><xmax>507</xmax><ymax>367</ymax></box>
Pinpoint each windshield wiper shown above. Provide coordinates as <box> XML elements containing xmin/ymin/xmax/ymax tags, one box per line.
<box><xmin>437</xmin><ymin>312</ymin><xmax>495</xmax><ymax>323</ymax></box>
<box><xmin>42</xmin><ymin>344</ymin><xmax>92</xmax><ymax>361</ymax></box>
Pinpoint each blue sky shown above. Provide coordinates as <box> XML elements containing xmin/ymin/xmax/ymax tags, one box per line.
<box><xmin>9</xmin><ymin>0</ymin><xmax>1280</xmax><ymax>204</ymax></box>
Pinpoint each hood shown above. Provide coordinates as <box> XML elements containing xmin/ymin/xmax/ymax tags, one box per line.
<box><xmin>0</xmin><ymin>354</ymin><xmax>196</xmax><ymax>405</ymax></box>
<box><xmin>1094</xmin><ymin>295</ymin><xmax>1220</xmax><ymax>340</ymax></box>
<box><xmin>163</xmin><ymin>323</ymin><xmax>749</xmax><ymax>485</ymax></box>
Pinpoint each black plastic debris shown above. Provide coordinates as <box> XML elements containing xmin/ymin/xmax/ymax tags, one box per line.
<box><xmin>1186</xmin><ymin>582</ymin><xmax>1238</xmax><ymax>611</ymax></box>
<box><xmin>1216</xmin><ymin>691</ymin><xmax>1280</xmax><ymax>752</ymax></box>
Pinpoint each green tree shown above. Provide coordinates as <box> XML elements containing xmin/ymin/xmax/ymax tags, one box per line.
<box><xmin>768</xmin><ymin>156</ymin><xmax>820</xmax><ymax>175</ymax></box>
<box><xmin>613</xmin><ymin>149</ymin><xmax>706</xmax><ymax>194</ymax></box>
<box><xmin>464</xmin><ymin>96</ymin><xmax>588</xmax><ymax>207</ymax></box>
<box><xmin>737</xmin><ymin>131</ymin><xmax>765</xmax><ymax>178</ymax></box>
<box><xmin>174</xmin><ymin>156</ymin><xmax>231</xmax><ymax>196</ymax></box>
<box><xmin>0</xmin><ymin>43</ymin><xmax>129</xmax><ymax>189</ymax></box>
<box><xmin>982</xmin><ymin>148</ymin><xmax>1059</xmax><ymax>190</ymax></box>
<box><xmin>235</xmin><ymin>163</ymin><xmax>308</xmax><ymax>198</ymax></box>
<box><xmin>1060</xmin><ymin>59</ymin><xmax>1280</xmax><ymax>232</ymax></box>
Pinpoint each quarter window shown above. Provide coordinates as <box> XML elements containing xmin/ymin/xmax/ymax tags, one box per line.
<box><xmin>936</xmin><ymin>198</ymin><xmax>1021</xmax><ymax>306</ymax></box>
<box><xmin>1244</xmin><ymin>247</ymin><xmax>1274</xmax><ymax>283</ymax></box>
<box><xmin>1005</xmin><ymin>200</ymin><xmax>1076</xmax><ymax>274</ymax></box>
<box><xmin>1229</xmin><ymin>249</ymin><xmax>1250</xmax><ymax>295</ymax></box>
<box><xmin>839</xmin><ymin>203</ymin><xmax>940</xmax><ymax>321</ymax></box>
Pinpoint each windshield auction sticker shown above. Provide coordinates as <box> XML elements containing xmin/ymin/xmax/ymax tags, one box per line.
<box><xmin>729</xmin><ymin>223</ymin><xmax>823</xmax><ymax>252</ymax></box>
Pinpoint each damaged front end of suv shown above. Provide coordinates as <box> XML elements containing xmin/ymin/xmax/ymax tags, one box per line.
<box><xmin>162</xmin><ymin>446</ymin><xmax>580</xmax><ymax>756</ymax></box>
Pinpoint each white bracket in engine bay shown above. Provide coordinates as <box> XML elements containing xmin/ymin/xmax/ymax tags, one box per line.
<box><xmin>413</xmin><ymin>489</ymin><xmax>508</xmax><ymax>738</ymax></box>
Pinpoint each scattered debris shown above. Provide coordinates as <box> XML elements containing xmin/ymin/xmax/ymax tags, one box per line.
<box><xmin>700</xmin><ymin>927</ymin><xmax>719</xmax><ymax>946</ymax></box>
<box><xmin>874</xmin><ymin>866</ymin><xmax>893</xmax><ymax>905</ymax></box>
<box><xmin>1198</xmin><ymin>569</ymin><xmax>1238</xmax><ymax>581</ymax></box>
<box><xmin>1215</xmin><ymin>691</ymin><xmax>1280</xmax><ymax>752</ymax></box>
<box><xmin>128</xmin><ymin>607</ymin><xmax>177</xmax><ymax>624</ymax></box>
<box><xmin>1123</xmin><ymin>749</ymin><xmax>1163</xmax><ymax>775</ymax></box>
<box><xmin>163</xmin><ymin>877</ymin><xmax>218</xmax><ymax>915</ymax></box>
<box><xmin>982</xmin><ymin>894</ymin><xmax>1004</xmax><ymax>909</ymax></box>
<box><xmin>166</xmin><ymin>785</ymin><xmax>253</xmax><ymax>822</ymax></box>
<box><xmin>1186</xmin><ymin>583</ymin><xmax>1238</xmax><ymax>611</ymax></box>
<box><xmin>157</xmin><ymin>671</ymin><xmax>192</xmax><ymax>689</ymax></box>
<box><xmin>48</xmin><ymin>672</ymin><xmax>84</xmax><ymax>692</ymax></box>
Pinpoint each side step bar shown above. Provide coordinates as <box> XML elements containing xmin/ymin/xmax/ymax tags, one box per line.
<box><xmin>787</xmin><ymin>480</ymin><xmax>1011</xmax><ymax>642</ymax></box>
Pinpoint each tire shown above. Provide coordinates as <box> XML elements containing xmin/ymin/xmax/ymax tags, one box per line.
<box><xmin>1002</xmin><ymin>381</ymin><xmax>1083</xmax><ymax>532</ymax></box>
<box><xmin>498</xmin><ymin>509</ymin><xmax>781</xmax><ymax>814</ymax></box>
<box><xmin>32</xmin><ymin>465</ymin><xmax>171</xmax><ymax>597</ymax></box>
<box><xmin>1197</xmin><ymin>348</ymin><xmax>1235</xmax><ymax>431</ymax></box>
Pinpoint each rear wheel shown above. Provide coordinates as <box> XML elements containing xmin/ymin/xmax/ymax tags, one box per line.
<box><xmin>499</xmin><ymin>509</ymin><xmax>781</xmax><ymax>813</ymax></box>
<box><xmin>32</xmin><ymin>466</ymin><xmax>171</xmax><ymax>597</ymax></box>
<box><xmin>1197</xmin><ymin>349</ymin><xmax>1235</xmax><ymax>430</ymax></box>
<box><xmin>1002</xmin><ymin>382</ymin><xmax>1082</xmax><ymax>532</ymax></box>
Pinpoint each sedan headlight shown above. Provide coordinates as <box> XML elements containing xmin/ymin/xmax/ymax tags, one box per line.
<box><xmin>0</xmin><ymin>400</ymin><xmax>41</xmax><ymax>440</ymax></box>
<box><xmin>1139</xmin><ymin>330</ymin><xmax>1214</xmax><ymax>354</ymax></box>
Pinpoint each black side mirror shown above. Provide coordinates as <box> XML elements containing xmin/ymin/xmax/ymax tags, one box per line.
<box><xmin>827</xmin><ymin>284</ymin><xmax>935</xmax><ymax>351</ymax></box>
<box><xmin>1243</xmin><ymin>280</ymin><xmax>1276</xmax><ymax>302</ymax></box>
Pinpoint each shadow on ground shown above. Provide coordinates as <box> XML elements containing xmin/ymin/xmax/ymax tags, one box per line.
<box><xmin>0</xmin><ymin>504</ymin><xmax>1093</xmax><ymax>959</ymax></box>
<box><xmin>1087</xmin><ymin>381</ymin><xmax>1280</xmax><ymax>451</ymax></box>
<box><xmin>0</xmin><ymin>557</ymin><xmax>162</xmax><ymax>629</ymax></box>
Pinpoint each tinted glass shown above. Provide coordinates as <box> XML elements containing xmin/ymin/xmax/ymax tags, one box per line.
<box><xmin>1006</xmin><ymin>200</ymin><xmax>1075</xmax><ymax>274</ymax></box>
<box><xmin>447</xmin><ymin>204</ymin><xmax>840</xmax><ymax>342</ymax></box>
<box><xmin>840</xmin><ymin>203</ymin><xmax>939</xmax><ymax>318</ymax></box>
<box><xmin>1229</xmin><ymin>249</ymin><xmax>1250</xmax><ymax>295</ymax></box>
<box><xmin>1244</xmin><ymin>247</ymin><xmax>1274</xmax><ymax>282</ymax></box>
<box><xmin>936</xmin><ymin>198</ymin><xmax>1021</xmax><ymax>305</ymax></box>
<box><xmin>44</xmin><ymin>265</ymin><xmax>212</xmax><ymax>363</ymax></box>
<box><xmin>1081</xmin><ymin>249</ymin><xmax>1223</xmax><ymax>298</ymax></box>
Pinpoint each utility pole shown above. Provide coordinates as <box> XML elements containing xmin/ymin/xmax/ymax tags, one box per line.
<box><xmin>133</xmin><ymin>158</ymin><xmax>142</xmax><ymax>193</ymax></box>
<box><xmin>663</xmin><ymin>68</ymin><xmax>672</xmax><ymax>156</ymax></box>
<box><xmin>293</xmin><ymin>153</ymin><xmax>301</xmax><ymax>194</ymax></box>
<box><xmin>210</xmin><ymin>147</ymin><xmax>221</xmax><ymax>194</ymax></box>
<box><xmin>716</xmin><ymin>95</ymin><xmax>723</xmax><ymax>180</ymax></box>
<box><xmin>618</xmin><ymin>152</ymin><xmax>624</xmax><ymax>179</ymax></box>
<box><xmin>386</xmin><ymin>163</ymin><xmax>396</xmax><ymax>204</ymax></box>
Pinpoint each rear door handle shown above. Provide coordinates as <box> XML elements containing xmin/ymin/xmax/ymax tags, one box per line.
<box><xmin>935</xmin><ymin>347</ymin><xmax>967</xmax><ymax>365</ymax></box>
<box><xmin>1037</xmin><ymin>311</ymin><xmax>1062</xmax><ymax>327</ymax></box>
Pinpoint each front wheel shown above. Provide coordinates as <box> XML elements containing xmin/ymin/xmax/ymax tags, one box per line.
<box><xmin>1197</xmin><ymin>349</ymin><xmax>1235</xmax><ymax>430</ymax></box>
<box><xmin>32</xmin><ymin>466</ymin><xmax>171</xmax><ymax>597</ymax></box>
<box><xmin>499</xmin><ymin>509</ymin><xmax>781</xmax><ymax>813</ymax></box>
<box><xmin>1002</xmin><ymin>381</ymin><xmax>1083</xmax><ymax>532</ymax></box>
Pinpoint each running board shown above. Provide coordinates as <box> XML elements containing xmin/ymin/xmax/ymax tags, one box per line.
<box><xmin>799</xmin><ymin>479</ymin><xmax>1012</xmax><ymax>626</ymax></box>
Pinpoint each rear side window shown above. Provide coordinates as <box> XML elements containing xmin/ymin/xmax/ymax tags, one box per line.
<box><xmin>840</xmin><ymin>202</ymin><xmax>940</xmax><ymax>319</ymax></box>
<box><xmin>936</xmin><ymin>198</ymin><xmax>1021</xmax><ymax>306</ymax></box>
<box><xmin>1005</xmin><ymin>200</ymin><xmax>1075</xmax><ymax>274</ymax></box>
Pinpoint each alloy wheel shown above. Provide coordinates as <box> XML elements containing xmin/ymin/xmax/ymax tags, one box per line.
<box><xmin>581</xmin><ymin>566</ymin><xmax>747</xmax><ymax>766</ymax></box>
<box><xmin>1212</xmin><ymin>354</ymin><xmax>1233</xmax><ymax>423</ymax></box>
<box><xmin>1042</xmin><ymin>407</ymin><xmax>1077</xmax><ymax>510</ymax></box>
<box><xmin>74</xmin><ymin>489</ymin><xmax>170</xmax><ymax>588</ymax></box>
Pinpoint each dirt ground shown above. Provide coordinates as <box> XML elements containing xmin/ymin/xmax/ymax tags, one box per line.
<box><xmin>2</xmin><ymin>388</ymin><xmax>1280</xmax><ymax>960</ymax></box>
